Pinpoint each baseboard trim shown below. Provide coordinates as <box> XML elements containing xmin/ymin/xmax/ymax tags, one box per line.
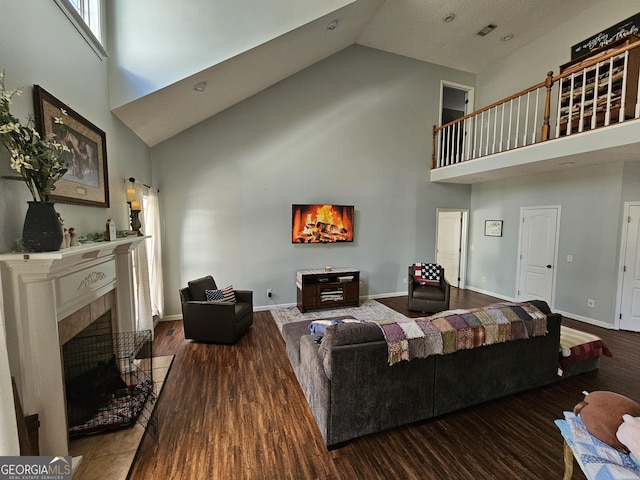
<box><xmin>462</xmin><ymin>287</ymin><xmax>616</xmax><ymax>329</ymax></box>
<box><xmin>172</xmin><ymin>290</ymin><xmax>609</xmax><ymax>322</ymax></box>
<box><xmin>554</xmin><ymin>309</ymin><xmax>615</xmax><ymax>329</ymax></box>
<box><xmin>464</xmin><ymin>286</ymin><xmax>515</xmax><ymax>302</ymax></box>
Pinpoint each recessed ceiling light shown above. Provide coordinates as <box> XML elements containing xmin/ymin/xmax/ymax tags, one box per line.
<box><xmin>501</xmin><ymin>33</ymin><xmax>514</xmax><ymax>41</ymax></box>
<box><xmin>193</xmin><ymin>81</ymin><xmax>207</xmax><ymax>92</ymax></box>
<box><xmin>477</xmin><ymin>24</ymin><xmax>497</xmax><ymax>36</ymax></box>
<box><xmin>442</xmin><ymin>13</ymin><xmax>456</xmax><ymax>23</ymax></box>
<box><xmin>327</xmin><ymin>20</ymin><xmax>338</xmax><ymax>30</ymax></box>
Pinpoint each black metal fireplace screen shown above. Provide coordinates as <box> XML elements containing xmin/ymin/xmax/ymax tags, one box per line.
<box><xmin>63</xmin><ymin>330</ymin><xmax>156</xmax><ymax>439</ymax></box>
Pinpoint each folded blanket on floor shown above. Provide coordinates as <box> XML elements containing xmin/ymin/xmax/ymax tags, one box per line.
<box><xmin>370</xmin><ymin>302</ymin><xmax>547</xmax><ymax>365</ymax></box>
<box><xmin>68</xmin><ymin>381</ymin><xmax>154</xmax><ymax>437</ymax></box>
<box><xmin>559</xmin><ymin>325</ymin><xmax>613</xmax><ymax>368</ymax></box>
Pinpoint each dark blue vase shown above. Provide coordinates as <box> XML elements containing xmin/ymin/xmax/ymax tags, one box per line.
<box><xmin>22</xmin><ymin>201</ymin><xmax>63</xmax><ymax>252</ymax></box>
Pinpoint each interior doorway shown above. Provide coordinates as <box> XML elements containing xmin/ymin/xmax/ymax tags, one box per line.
<box><xmin>516</xmin><ymin>206</ymin><xmax>560</xmax><ymax>306</ymax></box>
<box><xmin>439</xmin><ymin>82</ymin><xmax>474</xmax><ymax>164</ymax></box>
<box><xmin>617</xmin><ymin>202</ymin><xmax>640</xmax><ymax>331</ymax></box>
<box><xmin>436</xmin><ymin>209</ymin><xmax>468</xmax><ymax>288</ymax></box>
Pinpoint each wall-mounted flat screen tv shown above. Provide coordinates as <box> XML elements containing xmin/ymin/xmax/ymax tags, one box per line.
<box><xmin>292</xmin><ymin>204</ymin><xmax>354</xmax><ymax>243</ymax></box>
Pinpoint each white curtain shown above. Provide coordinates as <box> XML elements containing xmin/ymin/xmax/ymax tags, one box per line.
<box><xmin>141</xmin><ymin>187</ymin><xmax>164</xmax><ymax>319</ymax></box>
<box><xmin>131</xmin><ymin>181</ymin><xmax>154</xmax><ymax>337</ymax></box>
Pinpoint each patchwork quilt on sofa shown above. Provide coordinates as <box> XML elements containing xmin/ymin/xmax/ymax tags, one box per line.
<box><xmin>368</xmin><ymin>302</ymin><xmax>547</xmax><ymax>365</ymax></box>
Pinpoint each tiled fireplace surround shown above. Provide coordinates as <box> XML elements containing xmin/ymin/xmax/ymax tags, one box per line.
<box><xmin>0</xmin><ymin>237</ymin><xmax>146</xmax><ymax>456</ymax></box>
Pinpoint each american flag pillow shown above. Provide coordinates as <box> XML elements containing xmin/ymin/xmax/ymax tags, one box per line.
<box><xmin>205</xmin><ymin>285</ymin><xmax>236</xmax><ymax>303</ymax></box>
<box><xmin>221</xmin><ymin>285</ymin><xmax>236</xmax><ymax>303</ymax></box>
<box><xmin>414</xmin><ymin>263</ymin><xmax>441</xmax><ymax>284</ymax></box>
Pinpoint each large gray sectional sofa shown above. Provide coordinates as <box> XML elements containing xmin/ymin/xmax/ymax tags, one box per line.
<box><xmin>281</xmin><ymin>300</ymin><xmax>561</xmax><ymax>449</ymax></box>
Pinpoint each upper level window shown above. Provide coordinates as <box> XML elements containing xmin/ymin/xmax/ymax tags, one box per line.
<box><xmin>53</xmin><ymin>0</ymin><xmax>108</xmax><ymax>58</ymax></box>
<box><xmin>69</xmin><ymin>0</ymin><xmax>101</xmax><ymax>41</ymax></box>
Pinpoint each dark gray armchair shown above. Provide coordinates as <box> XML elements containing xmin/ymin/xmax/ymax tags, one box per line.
<box><xmin>179</xmin><ymin>275</ymin><xmax>253</xmax><ymax>344</ymax></box>
<box><xmin>407</xmin><ymin>264</ymin><xmax>451</xmax><ymax>313</ymax></box>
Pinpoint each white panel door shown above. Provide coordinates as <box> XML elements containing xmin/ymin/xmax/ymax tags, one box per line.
<box><xmin>436</xmin><ymin>211</ymin><xmax>462</xmax><ymax>287</ymax></box>
<box><xmin>517</xmin><ymin>207</ymin><xmax>559</xmax><ymax>304</ymax></box>
<box><xmin>620</xmin><ymin>205</ymin><xmax>640</xmax><ymax>331</ymax></box>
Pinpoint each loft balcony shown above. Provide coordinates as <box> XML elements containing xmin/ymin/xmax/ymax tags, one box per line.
<box><xmin>431</xmin><ymin>36</ymin><xmax>640</xmax><ymax>184</ymax></box>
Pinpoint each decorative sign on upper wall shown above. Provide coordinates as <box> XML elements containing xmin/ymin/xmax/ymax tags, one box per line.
<box><xmin>571</xmin><ymin>12</ymin><xmax>640</xmax><ymax>60</ymax></box>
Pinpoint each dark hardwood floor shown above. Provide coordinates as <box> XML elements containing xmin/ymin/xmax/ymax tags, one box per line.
<box><xmin>129</xmin><ymin>289</ymin><xmax>640</xmax><ymax>479</ymax></box>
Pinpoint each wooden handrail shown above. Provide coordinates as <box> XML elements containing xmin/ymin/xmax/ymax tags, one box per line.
<box><xmin>434</xmin><ymin>77</ymin><xmax>549</xmax><ymax>134</ymax></box>
<box><xmin>431</xmin><ymin>125</ymin><xmax>437</xmax><ymax>170</ymax></box>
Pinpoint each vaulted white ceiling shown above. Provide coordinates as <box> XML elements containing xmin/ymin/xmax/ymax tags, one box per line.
<box><xmin>110</xmin><ymin>0</ymin><xmax>603</xmax><ymax>147</ymax></box>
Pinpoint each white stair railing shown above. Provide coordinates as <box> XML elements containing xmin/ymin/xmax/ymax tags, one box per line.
<box><xmin>433</xmin><ymin>39</ymin><xmax>640</xmax><ymax>171</ymax></box>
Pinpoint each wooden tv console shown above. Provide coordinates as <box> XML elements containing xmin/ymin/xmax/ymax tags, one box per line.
<box><xmin>296</xmin><ymin>268</ymin><xmax>360</xmax><ymax>313</ymax></box>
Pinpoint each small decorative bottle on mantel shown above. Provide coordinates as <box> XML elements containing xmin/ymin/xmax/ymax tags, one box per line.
<box><xmin>69</xmin><ymin>228</ymin><xmax>77</xmax><ymax>247</ymax></box>
<box><xmin>106</xmin><ymin>218</ymin><xmax>117</xmax><ymax>241</ymax></box>
<box><xmin>58</xmin><ymin>214</ymin><xmax>67</xmax><ymax>249</ymax></box>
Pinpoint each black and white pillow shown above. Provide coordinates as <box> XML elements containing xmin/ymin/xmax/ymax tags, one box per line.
<box><xmin>205</xmin><ymin>289</ymin><xmax>224</xmax><ymax>301</ymax></box>
<box><xmin>414</xmin><ymin>263</ymin><xmax>441</xmax><ymax>284</ymax></box>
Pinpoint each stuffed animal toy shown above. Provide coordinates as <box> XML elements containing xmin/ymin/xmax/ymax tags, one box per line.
<box><xmin>574</xmin><ymin>391</ymin><xmax>640</xmax><ymax>452</ymax></box>
<box><xmin>617</xmin><ymin>414</ymin><xmax>640</xmax><ymax>465</ymax></box>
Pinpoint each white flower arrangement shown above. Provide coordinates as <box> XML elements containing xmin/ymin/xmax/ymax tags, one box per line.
<box><xmin>0</xmin><ymin>71</ymin><xmax>69</xmax><ymax>202</ymax></box>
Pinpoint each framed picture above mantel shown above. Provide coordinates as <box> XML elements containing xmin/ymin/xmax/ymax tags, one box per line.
<box><xmin>33</xmin><ymin>85</ymin><xmax>110</xmax><ymax>207</ymax></box>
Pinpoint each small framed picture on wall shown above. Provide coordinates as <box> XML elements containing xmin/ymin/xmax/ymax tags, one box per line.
<box><xmin>484</xmin><ymin>220</ymin><xmax>503</xmax><ymax>237</ymax></box>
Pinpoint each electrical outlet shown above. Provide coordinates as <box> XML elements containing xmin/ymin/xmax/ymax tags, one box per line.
<box><xmin>481</xmin><ymin>275</ymin><xmax>486</xmax><ymax>282</ymax></box>
<box><xmin>587</xmin><ymin>299</ymin><xmax>595</xmax><ymax>308</ymax></box>
<box><xmin>267</xmin><ymin>288</ymin><xmax>272</xmax><ymax>298</ymax></box>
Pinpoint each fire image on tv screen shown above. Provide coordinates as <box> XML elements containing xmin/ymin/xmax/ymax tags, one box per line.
<box><xmin>292</xmin><ymin>204</ymin><xmax>354</xmax><ymax>243</ymax></box>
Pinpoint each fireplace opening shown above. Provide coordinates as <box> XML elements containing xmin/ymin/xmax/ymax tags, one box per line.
<box><xmin>62</xmin><ymin>312</ymin><xmax>156</xmax><ymax>439</ymax></box>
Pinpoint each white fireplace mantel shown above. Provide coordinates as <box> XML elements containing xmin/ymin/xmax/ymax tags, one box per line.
<box><xmin>0</xmin><ymin>236</ymin><xmax>147</xmax><ymax>456</ymax></box>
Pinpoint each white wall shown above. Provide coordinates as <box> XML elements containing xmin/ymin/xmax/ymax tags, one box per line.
<box><xmin>0</xmin><ymin>0</ymin><xmax>152</xmax><ymax>253</ymax></box>
<box><xmin>468</xmin><ymin>2</ymin><xmax>640</xmax><ymax>326</ymax></box>
<box><xmin>475</xmin><ymin>1</ymin><xmax>639</xmax><ymax>107</ymax></box>
<box><xmin>468</xmin><ymin>162</ymin><xmax>628</xmax><ymax>327</ymax></box>
<box><xmin>0</xmin><ymin>0</ymin><xmax>152</xmax><ymax>449</ymax></box>
<box><xmin>152</xmin><ymin>45</ymin><xmax>474</xmax><ymax>316</ymax></box>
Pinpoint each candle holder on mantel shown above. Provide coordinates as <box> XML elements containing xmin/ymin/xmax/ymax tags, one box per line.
<box><xmin>128</xmin><ymin>204</ymin><xmax>142</xmax><ymax>236</ymax></box>
<box><xmin>126</xmin><ymin>179</ymin><xmax>143</xmax><ymax>236</ymax></box>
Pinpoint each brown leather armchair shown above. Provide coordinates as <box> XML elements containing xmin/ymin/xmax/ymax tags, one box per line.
<box><xmin>179</xmin><ymin>275</ymin><xmax>253</xmax><ymax>344</ymax></box>
<box><xmin>407</xmin><ymin>264</ymin><xmax>451</xmax><ymax>313</ymax></box>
